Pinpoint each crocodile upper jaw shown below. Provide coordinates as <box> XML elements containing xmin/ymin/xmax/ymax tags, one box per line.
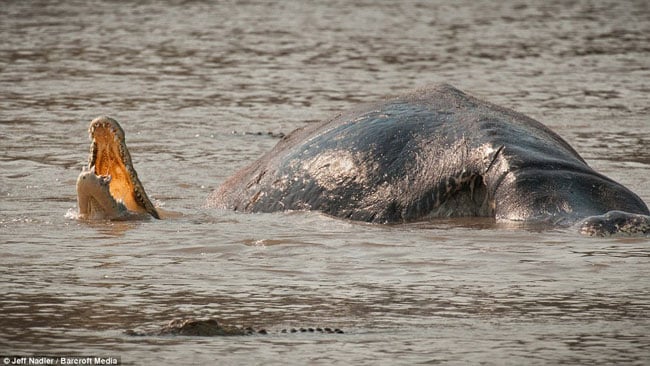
<box><xmin>77</xmin><ymin>116</ymin><xmax>159</xmax><ymax>219</ymax></box>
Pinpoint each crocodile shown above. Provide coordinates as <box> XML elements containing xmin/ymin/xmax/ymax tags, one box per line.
<box><xmin>76</xmin><ymin>116</ymin><xmax>160</xmax><ymax>220</ymax></box>
<box><xmin>75</xmin><ymin>84</ymin><xmax>650</xmax><ymax>236</ymax></box>
<box><xmin>125</xmin><ymin>318</ymin><xmax>344</xmax><ymax>337</ymax></box>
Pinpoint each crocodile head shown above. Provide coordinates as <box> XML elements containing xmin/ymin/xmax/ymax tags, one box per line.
<box><xmin>76</xmin><ymin>116</ymin><xmax>159</xmax><ymax>219</ymax></box>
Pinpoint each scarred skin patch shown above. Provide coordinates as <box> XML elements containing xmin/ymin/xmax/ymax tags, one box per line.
<box><xmin>302</xmin><ymin>150</ymin><xmax>372</xmax><ymax>191</ymax></box>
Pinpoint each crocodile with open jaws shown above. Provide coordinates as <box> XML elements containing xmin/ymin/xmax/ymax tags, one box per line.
<box><xmin>76</xmin><ymin>84</ymin><xmax>650</xmax><ymax>236</ymax></box>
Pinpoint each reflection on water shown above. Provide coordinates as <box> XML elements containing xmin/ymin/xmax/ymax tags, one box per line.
<box><xmin>575</xmin><ymin>130</ymin><xmax>650</xmax><ymax>164</ymax></box>
<box><xmin>1</xmin><ymin>0</ymin><xmax>649</xmax><ymax>364</ymax></box>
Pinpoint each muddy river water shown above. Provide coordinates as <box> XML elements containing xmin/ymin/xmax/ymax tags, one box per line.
<box><xmin>1</xmin><ymin>0</ymin><xmax>649</xmax><ymax>364</ymax></box>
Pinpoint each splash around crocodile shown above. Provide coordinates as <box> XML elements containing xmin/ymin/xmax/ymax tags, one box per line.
<box><xmin>75</xmin><ymin>84</ymin><xmax>650</xmax><ymax>236</ymax></box>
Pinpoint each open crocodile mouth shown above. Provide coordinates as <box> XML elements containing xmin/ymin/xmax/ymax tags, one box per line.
<box><xmin>83</xmin><ymin>116</ymin><xmax>160</xmax><ymax>219</ymax></box>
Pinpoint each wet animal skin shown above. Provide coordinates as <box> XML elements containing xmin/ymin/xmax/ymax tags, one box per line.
<box><xmin>210</xmin><ymin>84</ymin><xmax>649</xmax><ymax>235</ymax></box>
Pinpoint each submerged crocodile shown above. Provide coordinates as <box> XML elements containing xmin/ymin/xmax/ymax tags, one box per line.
<box><xmin>125</xmin><ymin>318</ymin><xmax>343</xmax><ymax>337</ymax></box>
<box><xmin>76</xmin><ymin>84</ymin><xmax>650</xmax><ymax>236</ymax></box>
